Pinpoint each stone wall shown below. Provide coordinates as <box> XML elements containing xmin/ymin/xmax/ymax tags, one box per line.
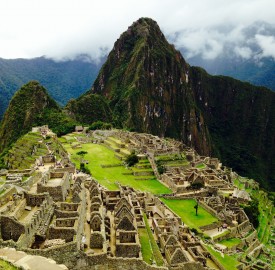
<box><xmin>21</xmin><ymin>171</ymin><xmax>42</xmax><ymax>190</ymax></box>
<box><xmin>54</xmin><ymin>167</ymin><xmax>76</xmax><ymax>174</ymax></box>
<box><xmin>76</xmin><ymin>256</ymin><xmax>168</xmax><ymax>270</ymax></box>
<box><xmin>198</xmin><ymin>201</ymin><xmax>218</xmax><ymax>218</ymax></box>
<box><xmin>49</xmin><ymin>227</ymin><xmax>76</xmax><ymax>242</ymax></box>
<box><xmin>37</xmin><ymin>171</ymin><xmax>71</xmax><ymax>201</ymax></box>
<box><xmin>0</xmin><ymin>187</ymin><xmax>17</xmax><ymax>206</ymax></box>
<box><xmin>0</xmin><ymin>216</ymin><xmax>25</xmax><ymax>242</ymax></box>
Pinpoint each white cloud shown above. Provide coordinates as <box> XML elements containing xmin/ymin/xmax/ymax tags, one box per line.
<box><xmin>0</xmin><ymin>0</ymin><xmax>275</xmax><ymax>60</ymax></box>
<box><xmin>234</xmin><ymin>46</ymin><xmax>253</xmax><ymax>59</ymax></box>
<box><xmin>255</xmin><ymin>34</ymin><xmax>275</xmax><ymax>59</ymax></box>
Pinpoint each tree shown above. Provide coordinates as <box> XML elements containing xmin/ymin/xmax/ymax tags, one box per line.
<box><xmin>194</xmin><ymin>201</ymin><xmax>199</xmax><ymax>216</ymax></box>
<box><xmin>76</xmin><ymin>150</ymin><xmax>88</xmax><ymax>163</ymax></box>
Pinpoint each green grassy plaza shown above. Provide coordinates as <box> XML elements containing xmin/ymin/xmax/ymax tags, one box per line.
<box><xmin>63</xmin><ymin>141</ymin><xmax>171</xmax><ymax>195</ymax></box>
<box><xmin>160</xmin><ymin>198</ymin><xmax>218</xmax><ymax>231</ymax></box>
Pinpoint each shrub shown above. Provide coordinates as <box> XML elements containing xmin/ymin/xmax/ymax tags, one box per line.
<box><xmin>79</xmin><ymin>163</ymin><xmax>91</xmax><ymax>174</ymax></box>
<box><xmin>89</xmin><ymin>121</ymin><xmax>112</xmax><ymax>130</ymax></box>
<box><xmin>125</xmin><ymin>152</ymin><xmax>139</xmax><ymax>167</ymax></box>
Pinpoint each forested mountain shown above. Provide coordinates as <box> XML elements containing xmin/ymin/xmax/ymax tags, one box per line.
<box><xmin>68</xmin><ymin>18</ymin><xmax>275</xmax><ymax>190</ymax></box>
<box><xmin>0</xmin><ymin>81</ymin><xmax>76</xmax><ymax>154</ymax></box>
<box><xmin>0</xmin><ymin>56</ymin><xmax>101</xmax><ymax>118</ymax></box>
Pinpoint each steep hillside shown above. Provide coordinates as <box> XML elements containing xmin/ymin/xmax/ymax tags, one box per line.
<box><xmin>66</xmin><ymin>93</ymin><xmax>112</xmax><ymax>124</ymax></box>
<box><xmin>0</xmin><ymin>81</ymin><xmax>75</xmax><ymax>154</ymax></box>
<box><xmin>68</xmin><ymin>18</ymin><xmax>275</xmax><ymax>190</ymax></box>
<box><xmin>190</xmin><ymin>67</ymin><xmax>275</xmax><ymax>189</ymax></box>
<box><xmin>89</xmin><ymin>18</ymin><xmax>211</xmax><ymax>155</ymax></box>
<box><xmin>0</xmin><ymin>56</ymin><xmax>101</xmax><ymax>118</ymax></box>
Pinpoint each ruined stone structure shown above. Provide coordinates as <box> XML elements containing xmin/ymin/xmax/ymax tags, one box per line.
<box><xmin>37</xmin><ymin>170</ymin><xmax>71</xmax><ymax>201</ymax></box>
<box><xmin>0</xmin><ymin>129</ymin><xmax>269</xmax><ymax>270</ymax></box>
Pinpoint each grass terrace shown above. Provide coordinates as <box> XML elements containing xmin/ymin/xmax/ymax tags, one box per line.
<box><xmin>138</xmin><ymin>228</ymin><xmax>153</xmax><ymax>264</ymax></box>
<box><xmin>160</xmin><ymin>199</ymin><xmax>218</xmax><ymax>231</ymax></box>
<box><xmin>205</xmin><ymin>245</ymin><xmax>240</xmax><ymax>270</ymax></box>
<box><xmin>195</xmin><ymin>163</ymin><xmax>206</xmax><ymax>169</ymax></box>
<box><xmin>219</xmin><ymin>238</ymin><xmax>241</xmax><ymax>248</ymax></box>
<box><xmin>142</xmin><ymin>213</ymin><xmax>164</xmax><ymax>266</ymax></box>
<box><xmin>63</xmin><ymin>142</ymin><xmax>171</xmax><ymax>195</ymax></box>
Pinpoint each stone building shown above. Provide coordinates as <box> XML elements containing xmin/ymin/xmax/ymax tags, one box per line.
<box><xmin>114</xmin><ymin>197</ymin><xmax>141</xmax><ymax>258</ymax></box>
<box><xmin>37</xmin><ymin>170</ymin><xmax>71</xmax><ymax>201</ymax></box>
<box><xmin>0</xmin><ymin>192</ymin><xmax>54</xmax><ymax>248</ymax></box>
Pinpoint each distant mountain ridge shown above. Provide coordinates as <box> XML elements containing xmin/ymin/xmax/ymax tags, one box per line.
<box><xmin>68</xmin><ymin>18</ymin><xmax>275</xmax><ymax>190</ymax></box>
<box><xmin>182</xmin><ymin>21</ymin><xmax>275</xmax><ymax>90</ymax></box>
<box><xmin>0</xmin><ymin>56</ymin><xmax>102</xmax><ymax>118</ymax></box>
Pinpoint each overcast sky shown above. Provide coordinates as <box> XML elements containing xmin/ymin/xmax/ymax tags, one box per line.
<box><xmin>1</xmin><ymin>0</ymin><xmax>275</xmax><ymax>61</ymax></box>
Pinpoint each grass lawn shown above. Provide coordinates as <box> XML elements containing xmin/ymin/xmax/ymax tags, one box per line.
<box><xmin>160</xmin><ymin>199</ymin><xmax>218</xmax><ymax>230</ymax></box>
<box><xmin>195</xmin><ymin>163</ymin><xmax>206</xmax><ymax>169</ymax></box>
<box><xmin>219</xmin><ymin>238</ymin><xmax>241</xmax><ymax>248</ymax></box>
<box><xmin>205</xmin><ymin>245</ymin><xmax>240</xmax><ymax>270</ymax></box>
<box><xmin>64</xmin><ymin>142</ymin><xmax>171</xmax><ymax>195</ymax></box>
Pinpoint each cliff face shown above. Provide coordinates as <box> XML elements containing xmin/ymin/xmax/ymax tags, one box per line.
<box><xmin>190</xmin><ymin>67</ymin><xmax>275</xmax><ymax>189</ymax></box>
<box><xmin>91</xmin><ymin>18</ymin><xmax>211</xmax><ymax>155</ymax></box>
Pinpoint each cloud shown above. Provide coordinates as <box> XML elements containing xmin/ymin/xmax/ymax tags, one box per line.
<box><xmin>0</xmin><ymin>0</ymin><xmax>275</xmax><ymax>61</ymax></box>
<box><xmin>234</xmin><ymin>47</ymin><xmax>253</xmax><ymax>59</ymax></box>
<box><xmin>255</xmin><ymin>34</ymin><xmax>275</xmax><ymax>59</ymax></box>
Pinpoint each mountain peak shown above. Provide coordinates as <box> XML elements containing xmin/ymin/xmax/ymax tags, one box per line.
<box><xmin>116</xmin><ymin>17</ymin><xmax>166</xmax><ymax>46</ymax></box>
<box><xmin>126</xmin><ymin>17</ymin><xmax>162</xmax><ymax>37</ymax></box>
<box><xmin>0</xmin><ymin>81</ymin><xmax>60</xmax><ymax>152</ymax></box>
<box><xmin>87</xmin><ymin>18</ymin><xmax>210</xmax><ymax>155</ymax></box>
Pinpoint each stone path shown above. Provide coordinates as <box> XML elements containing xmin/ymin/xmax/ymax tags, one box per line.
<box><xmin>0</xmin><ymin>247</ymin><xmax>68</xmax><ymax>270</ymax></box>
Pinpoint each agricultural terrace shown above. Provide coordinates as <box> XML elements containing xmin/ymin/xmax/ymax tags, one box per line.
<box><xmin>205</xmin><ymin>245</ymin><xmax>240</xmax><ymax>270</ymax></box>
<box><xmin>160</xmin><ymin>198</ymin><xmax>218</xmax><ymax>231</ymax></box>
<box><xmin>61</xmin><ymin>136</ymin><xmax>171</xmax><ymax>195</ymax></box>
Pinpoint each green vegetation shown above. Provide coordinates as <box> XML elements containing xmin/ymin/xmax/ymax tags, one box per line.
<box><xmin>212</xmin><ymin>230</ymin><xmax>230</xmax><ymax>240</ymax></box>
<box><xmin>205</xmin><ymin>245</ymin><xmax>240</xmax><ymax>270</ymax></box>
<box><xmin>160</xmin><ymin>199</ymin><xmax>218</xmax><ymax>230</ymax></box>
<box><xmin>251</xmin><ymin>190</ymin><xmax>274</xmax><ymax>244</ymax></box>
<box><xmin>0</xmin><ymin>56</ymin><xmax>100</xmax><ymax>119</ymax></box>
<box><xmin>143</xmin><ymin>213</ymin><xmax>164</xmax><ymax>266</ymax></box>
<box><xmin>195</xmin><ymin>163</ymin><xmax>206</xmax><ymax>169</ymax></box>
<box><xmin>138</xmin><ymin>228</ymin><xmax>153</xmax><ymax>264</ymax></box>
<box><xmin>0</xmin><ymin>81</ymin><xmax>77</xmax><ymax>155</ymax></box>
<box><xmin>63</xmin><ymin>141</ymin><xmax>171</xmax><ymax>194</ymax></box>
<box><xmin>240</xmin><ymin>196</ymin><xmax>260</xmax><ymax>228</ymax></box>
<box><xmin>66</xmin><ymin>93</ymin><xmax>112</xmax><ymax>125</ymax></box>
<box><xmin>0</xmin><ymin>259</ymin><xmax>19</xmax><ymax>270</ymax></box>
<box><xmin>89</xmin><ymin>121</ymin><xmax>112</xmax><ymax>130</ymax></box>
<box><xmin>219</xmin><ymin>238</ymin><xmax>241</xmax><ymax>248</ymax></box>
<box><xmin>125</xmin><ymin>152</ymin><xmax>139</xmax><ymax>167</ymax></box>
